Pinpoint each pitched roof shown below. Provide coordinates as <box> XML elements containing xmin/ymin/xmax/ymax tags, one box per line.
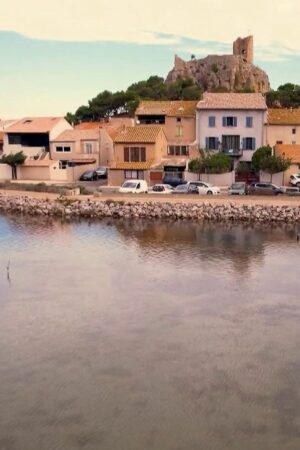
<box><xmin>268</xmin><ymin>108</ymin><xmax>300</xmax><ymax>125</ymax></box>
<box><xmin>197</xmin><ymin>93</ymin><xmax>267</xmax><ymax>110</ymax></box>
<box><xmin>274</xmin><ymin>144</ymin><xmax>300</xmax><ymax>163</ymax></box>
<box><xmin>136</xmin><ymin>100</ymin><xmax>198</xmax><ymax>117</ymax></box>
<box><xmin>52</xmin><ymin>129</ymin><xmax>99</xmax><ymax>142</ymax></box>
<box><xmin>74</xmin><ymin>121</ymin><xmax>124</xmax><ymax>140</ymax></box>
<box><xmin>114</xmin><ymin>125</ymin><xmax>164</xmax><ymax>143</ymax></box>
<box><xmin>6</xmin><ymin>117</ymin><xmax>64</xmax><ymax>133</ymax></box>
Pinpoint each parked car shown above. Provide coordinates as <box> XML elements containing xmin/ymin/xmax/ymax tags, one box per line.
<box><xmin>162</xmin><ymin>176</ymin><xmax>186</xmax><ymax>188</ymax></box>
<box><xmin>95</xmin><ymin>167</ymin><xmax>108</xmax><ymax>179</ymax></box>
<box><xmin>172</xmin><ymin>182</ymin><xmax>200</xmax><ymax>194</ymax></box>
<box><xmin>228</xmin><ymin>182</ymin><xmax>248</xmax><ymax>195</ymax></box>
<box><xmin>79</xmin><ymin>170</ymin><xmax>98</xmax><ymax>181</ymax></box>
<box><xmin>197</xmin><ymin>182</ymin><xmax>221</xmax><ymax>195</ymax></box>
<box><xmin>119</xmin><ymin>179</ymin><xmax>148</xmax><ymax>194</ymax></box>
<box><xmin>290</xmin><ymin>174</ymin><xmax>300</xmax><ymax>187</ymax></box>
<box><xmin>248</xmin><ymin>182</ymin><xmax>284</xmax><ymax>195</ymax></box>
<box><xmin>280</xmin><ymin>186</ymin><xmax>300</xmax><ymax>196</ymax></box>
<box><xmin>151</xmin><ymin>184</ymin><xmax>174</xmax><ymax>194</ymax></box>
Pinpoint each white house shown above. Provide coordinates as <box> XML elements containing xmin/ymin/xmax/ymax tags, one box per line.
<box><xmin>196</xmin><ymin>93</ymin><xmax>267</xmax><ymax>164</ymax></box>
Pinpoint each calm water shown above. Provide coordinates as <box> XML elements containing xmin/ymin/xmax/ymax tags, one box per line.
<box><xmin>0</xmin><ymin>214</ymin><xmax>300</xmax><ymax>450</ymax></box>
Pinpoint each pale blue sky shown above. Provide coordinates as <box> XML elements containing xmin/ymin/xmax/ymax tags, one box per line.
<box><xmin>1</xmin><ymin>0</ymin><xmax>299</xmax><ymax>118</ymax></box>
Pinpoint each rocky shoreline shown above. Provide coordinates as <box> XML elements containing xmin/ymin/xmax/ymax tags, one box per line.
<box><xmin>1</xmin><ymin>194</ymin><xmax>300</xmax><ymax>223</ymax></box>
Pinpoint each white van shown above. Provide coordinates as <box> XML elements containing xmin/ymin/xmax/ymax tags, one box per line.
<box><xmin>119</xmin><ymin>179</ymin><xmax>148</xmax><ymax>194</ymax></box>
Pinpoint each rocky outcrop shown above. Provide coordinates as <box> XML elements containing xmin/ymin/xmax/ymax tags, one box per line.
<box><xmin>1</xmin><ymin>195</ymin><xmax>300</xmax><ymax>223</ymax></box>
<box><xmin>166</xmin><ymin>36</ymin><xmax>270</xmax><ymax>93</ymax></box>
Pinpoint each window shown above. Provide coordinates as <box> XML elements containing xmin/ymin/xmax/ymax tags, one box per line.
<box><xmin>243</xmin><ymin>137</ymin><xmax>256</xmax><ymax>150</ymax></box>
<box><xmin>292</xmin><ymin>128</ymin><xmax>296</xmax><ymax>134</ymax></box>
<box><xmin>208</xmin><ymin>116</ymin><xmax>216</xmax><ymax>127</ymax></box>
<box><xmin>59</xmin><ymin>160</ymin><xmax>68</xmax><ymax>169</ymax></box>
<box><xmin>8</xmin><ymin>135</ymin><xmax>21</xmax><ymax>145</ymax></box>
<box><xmin>124</xmin><ymin>147</ymin><xmax>146</xmax><ymax>162</ymax></box>
<box><xmin>176</xmin><ymin>117</ymin><xmax>182</xmax><ymax>122</ymax></box>
<box><xmin>205</xmin><ymin>137</ymin><xmax>218</xmax><ymax>150</ymax></box>
<box><xmin>85</xmin><ymin>143</ymin><xmax>93</xmax><ymax>154</ymax></box>
<box><xmin>276</xmin><ymin>140</ymin><xmax>283</xmax><ymax>144</ymax></box>
<box><xmin>124</xmin><ymin>170</ymin><xmax>144</xmax><ymax>179</ymax></box>
<box><xmin>246</xmin><ymin>117</ymin><xmax>253</xmax><ymax>128</ymax></box>
<box><xmin>222</xmin><ymin>117</ymin><xmax>237</xmax><ymax>127</ymax></box>
<box><xmin>176</xmin><ymin>126</ymin><xmax>183</xmax><ymax>137</ymax></box>
<box><xmin>56</xmin><ymin>145</ymin><xmax>71</xmax><ymax>153</ymax></box>
<box><xmin>168</xmin><ymin>145</ymin><xmax>188</xmax><ymax>156</ymax></box>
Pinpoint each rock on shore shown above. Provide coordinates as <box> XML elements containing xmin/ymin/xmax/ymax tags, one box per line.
<box><xmin>1</xmin><ymin>194</ymin><xmax>300</xmax><ymax>223</ymax></box>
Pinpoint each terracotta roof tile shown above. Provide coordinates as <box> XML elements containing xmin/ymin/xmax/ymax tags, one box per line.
<box><xmin>52</xmin><ymin>129</ymin><xmax>99</xmax><ymax>142</ymax></box>
<box><xmin>268</xmin><ymin>109</ymin><xmax>300</xmax><ymax>125</ymax></box>
<box><xmin>136</xmin><ymin>101</ymin><xmax>198</xmax><ymax>117</ymax></box>
<box><xmin>111</xmin><ymin>161</ymin><xmax>154</xmax><ymax>170</ymax></box>
<box><xmin>197</xmin><ymin>93</ymin><xmax>267</xmax><ymax>110</ymax></box>
<box><xmin>114</xmin><ymin>125</ymin><xmax>164</xmax><ymax>143</ymax></box>
<box><xmin>274</xmin><ymin>144</ymin><xmax>300</xmax><ymax>163</ymax></box>
<box><xmin>6</xmin><ymin>117</ymin><xmax>65</xmax><ymax>133</ymax></box>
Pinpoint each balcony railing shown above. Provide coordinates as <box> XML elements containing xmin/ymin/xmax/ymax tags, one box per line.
<box><xmin>222</xmin><ymin>148</ymin><xmax>243</xmax><ymax>157</ymax></box>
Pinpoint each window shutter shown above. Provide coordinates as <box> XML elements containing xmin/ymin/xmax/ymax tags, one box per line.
<box><xmin>124</xmin><ymin>147</ymin><xmax>129</xmax><ymax>162</ymax></box>
<box><xmin>233</xmin><ymin>117</ymin><xmax>237</xmax><ymax>127</ymax></box>
<box><xmin>222</xmin><ymin>117</ymin><xmax>226</xmax><ymax>127</ymax></box>
<box><xmin>252</xmin><ymin>138</ymin><xmax>256</xmax><ymax>150</ymax></box>
<box><xmin>205</xmin><ymin>137</ymin><xmax>209</xmax><ymax>149</ymax></box>
<box><xmin>141</xmin><ymin>147</ymin><xmax>146</xmax><ymax>162</ymax></box>
<box><xmin>214</xmin><ymin>138</ymin><xmax>219</xmax><ymax>150</ymax></box>
<box><xmin>242</xmin><ymin>138</ymin><xmax>246</xmax><ymax>150</ymax></box>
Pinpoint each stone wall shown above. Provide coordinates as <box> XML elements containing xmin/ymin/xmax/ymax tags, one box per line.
<box><xmin>1</xmin><ymin>194</ymin><xmax>300</xmax><ymax>223</ymax></box>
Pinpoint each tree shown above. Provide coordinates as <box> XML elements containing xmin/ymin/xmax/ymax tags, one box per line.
<box><xmin>252</xmin><ymin>146</ymin><xmax>272</xmax><ymax>172</ymax></box>
<box><xmin>0</xmin><ymin>151</ymin><xmax>26</xmax><ymax>180</ymax></box>
<box><xmin>262</xmin><ymin>155</ymin><xmax>292</xmax><ymax>182</ymax></box>
<box><xmin>266</xmin><ymin>83</ymin><xmax>300</xmax><ymax>108</ymax></box>
<box><xmin>189</xmin><ymin>150</ymin><xmax>232</xmax><ymax>178</ymax></box>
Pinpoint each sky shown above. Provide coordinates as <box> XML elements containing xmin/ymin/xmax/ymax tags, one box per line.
<box><xmin>0</xmin><ymin>0</ymin><xmax>299</xmax><ymax>118</ymax></box>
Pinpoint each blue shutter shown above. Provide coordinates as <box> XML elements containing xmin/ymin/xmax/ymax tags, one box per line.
<box><xmin>205</xmin><ymin>137</ymin><xmax>209</xmax><ymax>149</ymax></box>
<box><xmin>242</xmin><ymin>138</ymin><xmax>246</xmax><ymax>150</ymax></box>
<box><xmin>222</xmin><ymin>117</ymin><xmax>226</xmax><ymax>127</ymax></box>
<box><xmin>233</xmin><ymin>117</ymin><xmax>238</xmax><ymax>127</ymax></box>
<box><xmin>246</xmin><ymin>116</ymin><xmax>253</xmax><ymax>128</ymax></box>
<box><xmin>252</xmin><ymin>138</ymin><xmax>256</xmax><ymax>150</ymax></box>
<box><xmin>214</xmin><ymin>138</ymin><xmax>219</xmax><ymax>150</ymax></box>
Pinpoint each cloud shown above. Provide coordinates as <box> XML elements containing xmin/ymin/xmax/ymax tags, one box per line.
<box><xmin>1</xmin><ymin>0</ymin><xmax>300</xmax><ymax>52</ymax></box>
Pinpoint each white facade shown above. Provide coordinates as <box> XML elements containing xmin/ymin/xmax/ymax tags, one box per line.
<box><xmin>196</xmin><ymin>109</ymin><xmax>267</xmax><ymax>162</ymax></box>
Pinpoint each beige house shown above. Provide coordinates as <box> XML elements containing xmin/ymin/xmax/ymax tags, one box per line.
<box><xmin>135</xmin><ymin>100</ymin><xmax>198</xmax><ymax>183</ymax></box>
<box><xmin>273</xmin><ymin>144</ymin><xmax>300</xmax><ymax>182</ymax></box>
<box><xmin>265</xmin><ymin>109</ymin><xmax>300</xmax><ymax>148</ymax></box>
<box><xmin>109</xmin><ymin>125</ymin><xmax>168</xmax><ymax>186</ymax></box>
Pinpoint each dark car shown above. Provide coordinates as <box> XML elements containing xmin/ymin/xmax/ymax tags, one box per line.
<box><xmin>162</xmin><ymin>177</ymin><xmax>186</xmax><ymax>188</ymax></box>
<box><xmin>79</xmin><ymin>170</ymin><xmax>98</xmax><ymax>181</ymax></box>
<box><xmin>95</xmin><ymin>167</ymin><xmax>108</xmax><ymax>179</ymax></box>
<box><xmin>248</xmin><ymin>182</ymin><xmax>284</xmax><ymax>196</ymax></box>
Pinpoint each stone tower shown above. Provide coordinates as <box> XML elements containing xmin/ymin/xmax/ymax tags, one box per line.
<box><xmin>233</xmin><ymin>35</ymin><xmax>253</xmax><ymax>64</ymax></box>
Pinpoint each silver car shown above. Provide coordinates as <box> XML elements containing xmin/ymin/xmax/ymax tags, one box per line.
<box><xmin>228</xmin><ymin>182</ymin><xmax>247</xmax><ymax>195</ymax></box>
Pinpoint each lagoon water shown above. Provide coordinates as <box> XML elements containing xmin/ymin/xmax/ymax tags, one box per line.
<box><xmin>0</xmin><ymin>214</ymin><xmax>300</xmax><ymax>450</ymax></box>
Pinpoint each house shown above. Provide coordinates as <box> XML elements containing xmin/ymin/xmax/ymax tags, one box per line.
<box><xmin>4</xmin><ymin>117</ymin><xmax>72</xmax><ymax>158</ymax></box>
<box><xmin>0</xmin><ymin>120</ymin><xmax>18</xmax><ymax>155</ymax></box>
<box><xmin>108</xmin><ymin>125</ymin><xmax>168</xmax><ymax>186</ymax></box>
<box><xmin>135</xmin><ymin>100</ymin><xmax>198</xmax><ymax>183</ymax></box>
<box><xmin>2</xmin><ymin>117</ymin><xmax>72</xmax><ymax>181</ymax></box>
<box><xmin>196</xmin><ymin>93</ymin><xmax>267</xmax><ymax>164</ymax></box>
<box><xmin>265</xmin><ymin>109</ymin><xmax>300</xmax><ymax>148</ymax></box>
<box><xmin>273</xmin><ymin>144</ymin><xmax>300</xmax><ymax>183</ymax></box>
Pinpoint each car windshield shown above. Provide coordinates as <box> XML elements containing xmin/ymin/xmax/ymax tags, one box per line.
<box><xmin>153</xmin><ymin>186</ymin><xmax>163</xmax><ymax>192</ymax></box>
<box><xmin>175</xmin><ymin>185</ymin><xmax>187</xmax><ymax>191</ymax></box>
<box><xmin>84</xmin><ymin>171</ymin><xmax>93</xmax><ymax>176</ymax></box>
<box><xmin>231</xmin><ymin>183</ymin><xmax>244</xmax><ymax>189</ymax></box>
<box><xmin>122</xmin><ymin>182</ymin><xmax>137</xmax><ymax>188</ymax></box>
<box><xmin>97</xmin><ymin>167</ymin><xmax>106</xmax><ymax>171</ymax></box>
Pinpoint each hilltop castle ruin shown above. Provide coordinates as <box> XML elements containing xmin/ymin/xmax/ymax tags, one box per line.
<box><xmin>166</xmin><ymin>36</ymin><xmax>270</xmax><ymax>93</ymax></box>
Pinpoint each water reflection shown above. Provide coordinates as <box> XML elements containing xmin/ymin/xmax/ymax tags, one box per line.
<box><xmin>0</xmin><ymin>214</ymin><xmax>299</xmax><ymax>450</ymax></box>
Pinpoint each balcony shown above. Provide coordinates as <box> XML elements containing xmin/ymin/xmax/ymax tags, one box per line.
<box><xmin>222</xmin><ymin>148</ymin><xmax>243</xmax><ymax>157</ymax></box>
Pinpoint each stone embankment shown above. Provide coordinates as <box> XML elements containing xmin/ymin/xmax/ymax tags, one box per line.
<box><xmin>1</xmin><ymin>194</ymin><xmax>300</xmax><ymax>223</ymax></box>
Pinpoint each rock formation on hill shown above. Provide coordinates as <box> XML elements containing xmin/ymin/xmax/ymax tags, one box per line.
<box><xmin>166</xmin><ymin>36</ymin><xmax>270</xmax><ymax>93</ymax></box>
